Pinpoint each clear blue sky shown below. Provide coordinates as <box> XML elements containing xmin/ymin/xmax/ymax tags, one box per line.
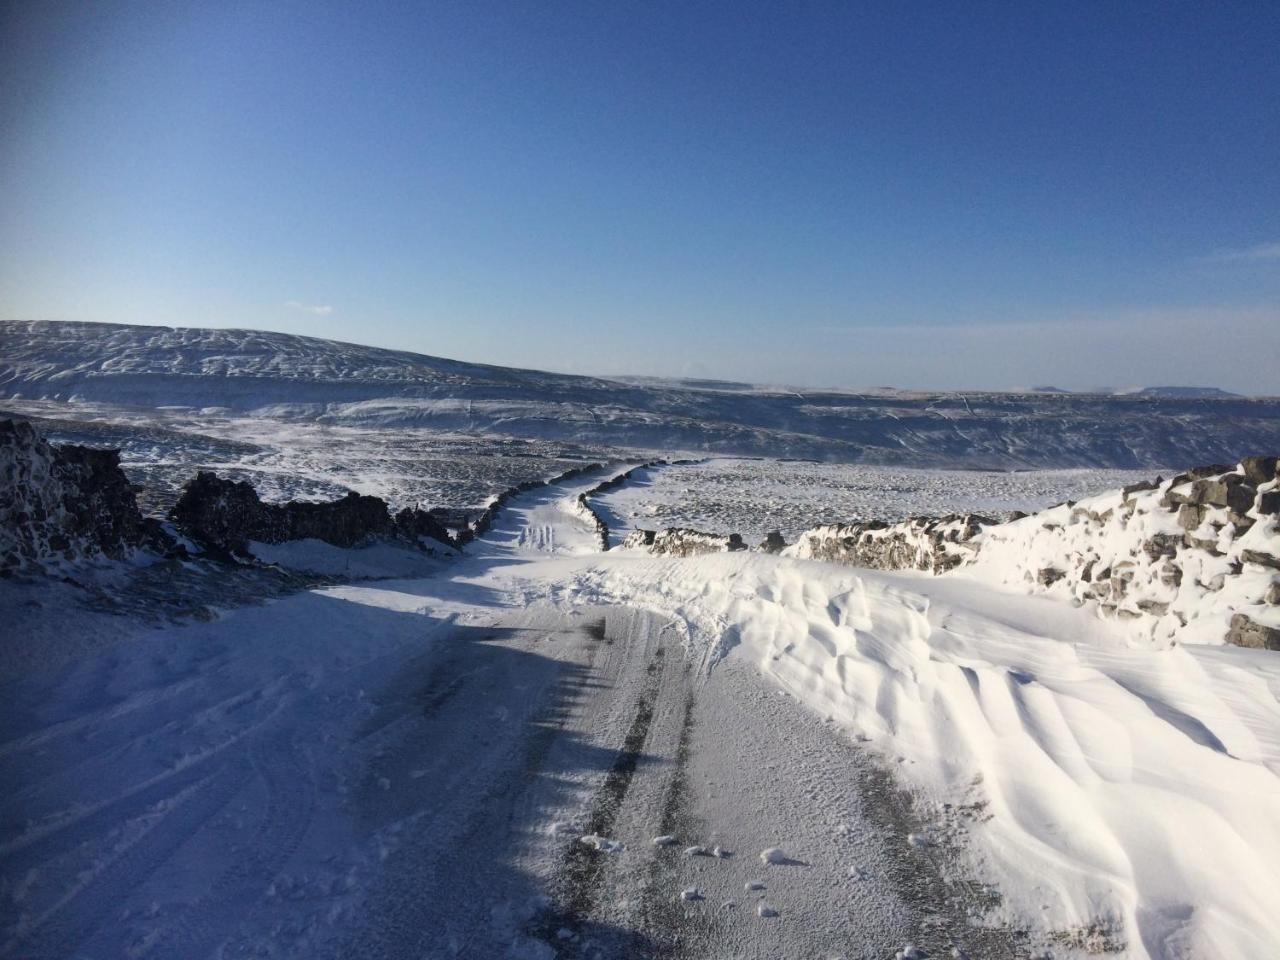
<box><xmin>2</xmin><ymin>1</ymin><xmax>1277</xmax><ymax>391</ymax></box>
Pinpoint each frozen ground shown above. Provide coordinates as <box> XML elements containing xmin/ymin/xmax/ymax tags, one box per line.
<box><xmin>591</xmin><ymin>458</ymin><xmax>1163</xmax><ymax>543</ymax></box>
<box><xmin>4</xmin><ymin>465</ymin><xmax>1279</xmax><ymax>959</ymax></box>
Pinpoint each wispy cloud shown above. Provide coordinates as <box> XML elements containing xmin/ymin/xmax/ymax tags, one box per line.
<box><xmin>1202</xmin><ymin>241</ymin><xmax>1280</xmax><ymax>263</ymax></box>
<box><xmin>284</xmin><ymin>300</ymin><xmax>334</xmax><ymax>315</ymax></box>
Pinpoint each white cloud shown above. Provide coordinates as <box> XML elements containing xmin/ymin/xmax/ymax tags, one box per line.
<box><xmin>284</xmin><ymin>300</ymin><xmax>334</xmax><ymax>315</ymax></box>
<box><xmin>1203</xmin><ymin>241</ymin><xmax>1280</xmax><ymax>263</ymax></box>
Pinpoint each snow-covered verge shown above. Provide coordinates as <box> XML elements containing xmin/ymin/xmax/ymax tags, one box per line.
<box><xmin>0</xmin><ymin>418</ymin><xmax>170</xmax><ymax>576</ymax></box>
<box><xmin>572</xmin><ymin>552</ymin><xmax>1280</xmax><ymax>958</ymax></box>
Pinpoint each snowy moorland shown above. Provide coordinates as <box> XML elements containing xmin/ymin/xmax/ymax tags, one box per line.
<box><xmin>5</xmin><ymin>320</ymin><xmax>1280</xmax><ymax>467</ymax></box>
<box><xmin>0</xmin><ymin>398</ymin><xmax>624</xmax><ymax>516</ymax></box>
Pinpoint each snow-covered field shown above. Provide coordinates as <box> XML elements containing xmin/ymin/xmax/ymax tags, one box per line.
<box><xmin>4</xmin><ymin>456</ymin><xmax>1279</xmax><ymax>959</ymax></box>
<box><xmin>0</xmin><ymin>399</ymin><xmax>625</xmax><ymax>513</ymax></box>
<box><xmin>591</xmin><ymin>458</ymin><xmax>1163</xmax><ymax>543</ymax></box>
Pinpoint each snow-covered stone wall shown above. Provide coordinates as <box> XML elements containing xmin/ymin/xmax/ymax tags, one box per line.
<box><xmin>170</xmin><ymin>471</ymin><xmax>456</xmax><ymax>556</ymax></box>
<box><xmin>785</xmin><ymin>456</ymin><xmax>1280</xmax><ymax>649</ymax></box>
<box><xmin>784</xmin><ymin>514</ymin><xmax>994</xmax><ymax>574</ymax></box>
<box><xmin>622</xmin><ymin>527</ymin><xmax>747</xmax><ymax>556</ymax></box>
<box><xmin>970</xmin><ymin>456</ymin><xmax>1280</xmax><ymax>649</ymax></box>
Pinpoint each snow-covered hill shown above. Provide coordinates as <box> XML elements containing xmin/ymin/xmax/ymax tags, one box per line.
<box><xmin>4</xmin><ymin>320</ymin><xmax>1279</xmax><ymax>468</ymax></box>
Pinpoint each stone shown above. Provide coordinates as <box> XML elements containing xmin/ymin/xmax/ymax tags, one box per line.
<box><xmin>1225</xmin><ymin>613</ymin><xmax>1280</xmax><ymax>651</ymax></box>
<box><xmin>1037</xmin><ymin>567</ymin><xmax>1065</xmax><ymax>587</ymax></box>
<box><xmin>1176</xmin><ymin>503</ymin><xmax>1206</xmax><ymax>531</ymax></box>
<box><xmin>759</xmin><ymin>530</ymin><xmax>787</xmax><ymax>554</ymax></box>
<box><xmin>1143</xmin><ymin>534</ymin><xmax>1182</xmax><ymax>562</ymax></box>
<box><xmin>1257</xmin><ymin>491</ymin><xmax>1280</xmax><ymax>516</ymax></box>
<box><xmin>1</xmin><ymin>418</ymin><xmax>173</xmax><ymax>576</ymax></box>
<box><xmin>170</xmin><ymin>471</ymin><xmax>454</xmax><ymax>556</ymax></box>
<box><xmin>1189</xmin><ymin>478</ymin><xmax>1255</xmax><ymax>513</ymax></box>
<box><xmin>1137</xmin><ymin>599</ymin><xmax>1170</xmax><ymax>617</ymax></box>
<box><xmin>1265</xmin><ymin>581</ymin><xmax>1280</xmax><ymax>605</ymax></box>
<box><xmin>1241</xmin><ymin>549</ymin><xmax>1280</xmax><ymax>571</ymax></box>
<box><xmin>1238</xmin><ymin>455</ymin><xmax>1280</xmax><ymax>485</ymax></box>
<box><xmin>1122</xmin><ymin>478</ymin><xmax>1160</xmax><ymax>500</ymax></box>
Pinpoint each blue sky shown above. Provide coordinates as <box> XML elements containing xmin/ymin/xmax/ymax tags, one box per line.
<box><xmin>2</xmin><ymin>1</ymin><xmax>1277</xmax><ymax>391</ymax></box>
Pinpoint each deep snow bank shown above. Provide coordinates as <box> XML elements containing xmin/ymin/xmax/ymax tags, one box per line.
<box><xmin>571</xmin><ymin>552</ymin><xmax>1280</xmax><ymax>959</ymax></box>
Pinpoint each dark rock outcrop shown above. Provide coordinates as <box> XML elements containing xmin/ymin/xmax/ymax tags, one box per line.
<box><xmin>170</xmin><ymin>471</ymin><xmax>454</xmax><ymax>555</ymax></box>
<box><xmin>1</xmin><ymin>418</ymin><xmax>172</xmax><ymax>576</ymax></box>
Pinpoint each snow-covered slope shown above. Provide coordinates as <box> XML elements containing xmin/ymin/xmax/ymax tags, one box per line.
<box><xmin>5</xmin><ymin>320</ymin><xmax>1280</xmax><ymax>468</ymax></box>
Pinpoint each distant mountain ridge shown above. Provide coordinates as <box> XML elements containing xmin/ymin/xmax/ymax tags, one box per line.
<box><xmin>3</xmin><ymin>320</ymin><xmax>1278</xmax><ymax>469</ymax></box>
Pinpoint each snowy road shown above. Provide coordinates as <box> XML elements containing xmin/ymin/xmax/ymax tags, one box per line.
<box><xmin>0</xmin><ymin>468</ymin><xmax>958</xmax><ymax>959</ymax></box>
<box><xmin>5</xmin><ymin>466</ymin><xmax>1277</xmax><ymax>958</ymax></box>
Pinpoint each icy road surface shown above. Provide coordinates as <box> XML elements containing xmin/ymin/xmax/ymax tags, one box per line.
<box><xmin>3</xmin><ymin>468</ymin><xmax>1278</xmax><ymax>959</ymax></box>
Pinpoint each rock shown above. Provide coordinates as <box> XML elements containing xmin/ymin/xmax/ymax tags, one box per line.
<box><xmin>1229</xmin><ymin>511</ymin><xmax>1255</xmax><ymax>533</ymax></box>
<box><xmin>1266</xmin><ymin>581</ymin><xmax>1280</xmax><ymax>605</ymax></box>
<box><xmin>1257</xmin><ymin>491</ymin><xmax>1280</xmax><ymax>516</ymax></box>
<box><xmin>1241</xmin><ymin>549</ymin><xmax>1280</xmax><ymax>571</ymax></box>
<box><xmin>759</xmin><ymin>530</ymin><xmax>787</xmax><ymax>554</ymax></box>
<box><xmin>1239</xmin><ymin>455</ymin><xmax>1280</xmax><ymax>485</ymax></box>
<box><xmin>1</xmin><ymin>418</ymin><xmax>173</xmax><ymax>576</ymax></box>
<box><xmin>789</xmin><ymin>514</ymin><xmax>995</xmax><ymax>575</ymax></box>
<box><xmin>1036</xmin><ymin>567</ymin><xmax>1065</xmax><ymax>587</ymax></box>
<box><xmin>170</xmin><ymin>471</ymin><xmax>453</xmax><ymax>556</ymax></box>
<box><xmin>1137</xmin><ymin>599</ymin><xmax>1170</xmax><ymax>616</ymax></box>
<box><xmin>1189</xmin><ymin>478</ymin><xmax>1255</xmax><ymax>513</ymax></box>
<box><xmin>1122</xmin><ymin>478</ymin><xmax>1160</xmax><ymax>500</ymax></box>
<box><xmin>621</xmin><ymin>528</ymin><xmax>656</xmax><ymax>549</ymax></box>
<box><xmin>759</xmin><ymin>847</ymin><xmax>789</xmax><ymax>865</ymax></box>
<box><xmin>1226</xmin><ymin>614</ymin><xmax>1280</xmax><ymax>651</ymax></box>
<box><xmin>1177</xmin><ymin>503</ymin><xmax>1206</xmax><ymax>531</ymax></box>
<box><xmin>1143</xmin><ymin>534</ymin><xmax>1182</xmax><ymax>562</ymax></box>
<box><xmin>1170</xmin><ymin>464</ymin><xmax>1234</xmax><ymax>486</ymax></box>
<box><xmin>640</xmin><ymin>528</ymin><xmax>746</xmax><ymax>557</ymax></box>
